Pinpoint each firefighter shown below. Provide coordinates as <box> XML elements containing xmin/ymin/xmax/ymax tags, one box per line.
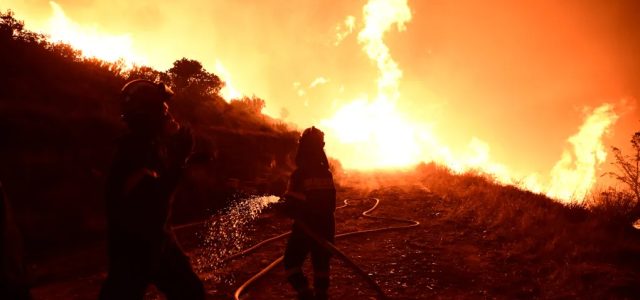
<box><xmin>0</xmin><ymin>181</ymin><xmax>31</xmax><ymax>300</ymax></box>
<box><xmin>99</xmin><ymin>79</ymin><xmax>204</xmax><ymax>300</ymax></box>
<box><xmin>282</xmin><ymin>127</ymin><xmax>336</xmax><ymax>300</ymax></box>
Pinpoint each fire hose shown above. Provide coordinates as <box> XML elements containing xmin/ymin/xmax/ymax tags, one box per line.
<box><xmin>224</xmin><ymin>198</ymin><xmax>421</xmax><ymax>300</ymax></box>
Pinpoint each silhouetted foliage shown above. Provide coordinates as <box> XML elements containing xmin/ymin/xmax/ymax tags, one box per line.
<box><xmin>587</xmin><ymin>188</ymin><xmax>639</xmax><ymax>226</ymax></box>
<box><xmin>592</xmin><ymin>131</ymin><xmax>640</xmax><ymax>225</ymax></box>
<box><xmin>604</xmin><ymin>131</ymin><xmax>640</xmax><ymax>217</ymax></box>
<box><xmin>0</xmin><ymin>11</ymin><xmax>298</xmax><ymax>266</ymax></box>
<box><xmin>232</xmin><ymin>96</ymin><xmax>266</xmax><ymax>114</ymax></box>
<box><xmin>124</xmin><ymin>65</ymin><xmax>164</xmax><ymax>82</ymax></box>
<box><xmin>167</xmin><ymin>58</ymin><xmax>222</xmax><ymax>96</ymax></box>
<box><xmin>0</xmin><ymin>10</ymin><xmax>44</xmax><ymax>44</ymax></box>
<box><xmin>410</xmin><ymin>163</ymin><xmax>640</xmax><ymax>298</ymax></box>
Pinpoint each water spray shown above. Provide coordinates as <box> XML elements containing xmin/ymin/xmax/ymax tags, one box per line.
<box><xmin>174</xmin><ymin>195</ymin><xmax>280</xmax><ymax>285</ymax></box>
<box><xmin>174</xmin><ymin>196</ymin><xmax>420</xmax><ymax>298</ymax></box>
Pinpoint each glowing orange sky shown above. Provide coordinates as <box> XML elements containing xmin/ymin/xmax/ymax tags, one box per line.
<box><xmin>3</xmin><ymin>0</ymin><xmax>640</xmax><ymax>198</ymax></box>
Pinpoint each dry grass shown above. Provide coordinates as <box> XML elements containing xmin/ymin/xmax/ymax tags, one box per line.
<box><xmin>412</xmin><ymin>162</ymin><xmax>640</xmax><ymax>298</ymax></box>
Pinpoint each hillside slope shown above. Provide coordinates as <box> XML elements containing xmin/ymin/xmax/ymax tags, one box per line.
<box><xmin>31</xmin><ymin>166</ymin><xmax>640</xmax><ymax>299</ymax></box>
<box><xmin>0</xmin><ymin>11</ymin><xmax>298</xmax><ymax>260</ymax></box>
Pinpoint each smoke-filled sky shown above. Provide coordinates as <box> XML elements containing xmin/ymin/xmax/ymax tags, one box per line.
<box><xmin>3</xmin><ymin>0</ymin><xmax>640</xmax><ymax>197</ymax></box>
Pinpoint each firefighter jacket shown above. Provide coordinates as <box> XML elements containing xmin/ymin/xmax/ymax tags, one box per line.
<box><xmin>105</xmin><ymin>128</ymin><xmax>190</xmax><ymax>256</ymax></box>
<box><xmin>284</xmin><ymin>167</ymin><xmax>336</xmax><ymax>218</ymax></box>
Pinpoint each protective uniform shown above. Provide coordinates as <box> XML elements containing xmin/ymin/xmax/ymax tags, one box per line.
<box><xmin>283</xmin><ymin>127</ymin><xmax>336</xmax><ymax>300</ymax></box>
<box><xmin>99</xmin><ymin>80</ymin><xmax>204</xmax><ymax>300</ymax></box>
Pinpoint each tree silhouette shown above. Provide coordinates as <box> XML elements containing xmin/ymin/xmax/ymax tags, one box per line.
<box><xmin>0</xmin><ymin>10</ymin><xmax>22</xmax><ymax>40</ymax></box>
<box><xmin>0</xmin><ymin>11</ymin><xmax>298</xmax><ymax>257</ymax></box>
<box><xmin>47</xmin><ymin>43</ymin><xmax>82</xmax><ymax>61</ymax></box>
<box><xmin>167</xmin><ymin>58</ymin><xmax>222</xmax><ymax>96</ymax></box>
<box><xmin>0</xmin><ymin>10</ymin><xmax>44</xmax><ymax>44</ymax></box>
<box><xmin>606</xmin><ymin>131</ymin><xmax>640</xmax><ymax>214</ymax></box>
<box><xmin>124</xmin><ymin>65</ymin><xmax>164</xmax><ymax>82</ymax></box>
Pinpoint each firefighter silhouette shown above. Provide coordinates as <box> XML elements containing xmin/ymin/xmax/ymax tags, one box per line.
<box><xmin>99</xmin><ymin>80</ymin><xmax>204</xmax><ymax>300</ymax></box>
<box><xmin>282</xmin><ymin>127</ymin><xmax>336</xmax><ymax>300</ymax></box>
<box><xmin>0</xmin><ymin>181</ymin><xmax>31</xmax><ymax>300</ymax></box>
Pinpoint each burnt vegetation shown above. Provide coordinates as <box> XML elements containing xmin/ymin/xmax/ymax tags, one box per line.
<box><xmin>2</xmin><ymin>10</ymin><xmax>640</xmax><ymax>299</ymax></box>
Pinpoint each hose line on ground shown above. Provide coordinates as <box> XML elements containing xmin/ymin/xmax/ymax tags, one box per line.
<box><xmin>229</xmin><ymin>198</ymin><xmax>420</xmax><ymax>300</ymax></box>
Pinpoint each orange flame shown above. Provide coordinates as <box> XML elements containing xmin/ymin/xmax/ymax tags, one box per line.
<box><xmin>38</xmin><ymin>2</ymin><xmax>245</xmax><ymax>103</ymax></box>
<box><xmin>44</xmin><ymin>1</ymin><xmax>146</xmax><ymax>67</ymax></box>
<box><xmin>321</xmin><ymin>0</ymin><xmax>619</xmax><ymax>202</ymax></box>
<box><xmin>322</xmin><ymin>0</ymin><xmax>416</xmax><ymax>169</ymax></box>
<box><xmin>215</xmin><ymin>60</ymin><xmax>243</xmax><ymax>101</ymax></box>
<box><xmin>20</xmin><ymin>0</ymin><xmax>620</xmax><ymax>202</ymax></box>
<box><xmin>546</xmin><ymin>104</ymin><xmax>618</xmax><ymax>200</ymax></box>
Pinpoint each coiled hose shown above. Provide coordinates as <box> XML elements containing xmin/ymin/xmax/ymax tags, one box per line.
<box><xmin>227</xmin><ymin>198</ymin><xmax>420</xmax><ymax>300</ymax></box>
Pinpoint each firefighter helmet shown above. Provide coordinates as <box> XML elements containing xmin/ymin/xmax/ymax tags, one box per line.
<box><xmin>296</xmin><ymin>126</ymin><xmax>328</xmax><ymax>168</ymax></box>
<box><xmin>120</xmin><ymin>79</ymin><xmax>174</xmax><ymax>124</ymax></box>
<box><xmin>299</xmin><ymin>126</ymin><xmax>325</xmax><ymax>148</ymax></box>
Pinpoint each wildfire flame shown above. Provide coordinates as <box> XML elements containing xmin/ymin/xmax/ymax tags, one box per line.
<box><xmin>321</xmin><ymin>0</ymin><xmax>619</xmax><ymax>202</ymax></box>
<box><xmin>215</xmin><ymin>60</ymin><xmax>243</xmax><ymax>101</ymax></box>
<box><xmin>22</xmin><ymin>0</ymin><xmax>620</xmax><ymax>202</ymax></box>
<box><xmin>322</xmin><ymin>0</ymin><xmax>418</xmax><ymax>169</ymax></box>
<box><xmin>546</xmin><ymin>104</ymin><xmax>618</xmax><ymax>200</ymax></box>
<box><xmin>45</xmin><ymin>1</ymin><xmax>146</xmax><ymax>67</ymax></box>
<box><xmin>38</xmin><ymin>2</ymin><xmax>244</xmax><ymax>101</ymax></box>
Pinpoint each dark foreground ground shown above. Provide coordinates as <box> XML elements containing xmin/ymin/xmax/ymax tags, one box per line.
<box><xmin>30</xmin><ymin>171</ymin><xmax>640</xmax><ymax>299</ymax></box>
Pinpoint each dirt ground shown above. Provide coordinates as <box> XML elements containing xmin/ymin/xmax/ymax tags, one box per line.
<box><xmin>30</xmin><ymin>182</ymin><xmax>640</xmax><ymax>299</ymax></box>
<box><xmin>213</xmin><ymin>185</ymin><xmax>533</xmax><ymax>300</ymax></box>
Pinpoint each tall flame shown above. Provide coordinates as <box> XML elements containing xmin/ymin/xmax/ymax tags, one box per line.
<box><xmin>322</xmin><ymin>0</ymin><xmax>419</xmax><ymax>169</ymax></box>
<box><xmin>321</xmin><ymin>0</ymin><xmax>619</xmax><ymax>202</ymax></box>
<box><xmin>358</xmin><ymin>0</ymin><xmax>411</xmax><ymax>102</ymax></box>
<box><xmin>215</xmin><ymin>60</ymin><xmax>243</xmax><ymax>101</ymax></box>
<box><xmin>44</xmin><ymin>1</ymin><xmax>146</xmax><ymax>67</ymax></box>
<box><xmin>546</xmin><ymin>104</ymin><xmax>618</xmax><ymax>200</ymax></box>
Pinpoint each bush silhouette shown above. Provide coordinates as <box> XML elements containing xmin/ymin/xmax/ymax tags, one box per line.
<box><xmin>0</xmin><ymin>10</ymin><xmax>298</xmax><ymax>256</ymax></box>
